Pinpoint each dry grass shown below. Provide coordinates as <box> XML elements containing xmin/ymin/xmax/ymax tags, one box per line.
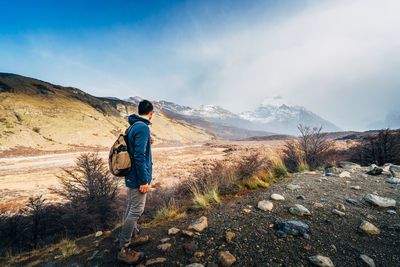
<box><xmin>151</xmin><ymin>198</ymin><xmax>187</xmax><ymax>225</ymax></box>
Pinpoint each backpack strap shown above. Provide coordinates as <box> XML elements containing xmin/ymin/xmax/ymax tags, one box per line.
<box><xmin>125</xmin><ymin>121</ymin><xmax>144</xmax><ymax>135</ymax></box>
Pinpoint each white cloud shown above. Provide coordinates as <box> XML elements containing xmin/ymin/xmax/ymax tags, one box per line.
<box><xmin>172</xmin><ymin>0</ymin><xmax>400</xmax><ymax>130</ymax></box>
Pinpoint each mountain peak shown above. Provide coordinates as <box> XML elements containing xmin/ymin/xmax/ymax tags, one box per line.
<box><xmin>260</xmin><ymin>96</ymin><xmax>290</xmax><ymax>108</ymax></box>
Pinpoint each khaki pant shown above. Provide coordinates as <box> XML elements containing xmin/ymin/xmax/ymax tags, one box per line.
<box><xmin>119</xmin><ymin>187</ymin><xmax>147</xmax><ymax>248</ymax></box>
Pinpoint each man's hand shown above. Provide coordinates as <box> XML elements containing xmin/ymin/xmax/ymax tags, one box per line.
<box><xmin>150</xmin><ymin>136</ymin><xmax>155</xmax><ymax>145</ymax></box>
<box><xmin>139</xmin><ymin>183</ymin><xmax>149</xmax><ymax>193</ymax></box>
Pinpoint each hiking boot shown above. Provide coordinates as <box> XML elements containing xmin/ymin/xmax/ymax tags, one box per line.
<box><xmin>131</xmin><ymin>234</ymin><xmax>150</xmax><ymax>245</ymax></box>
<box><xmin>117</xmin><ymin>247</ymin><xmax>144</xmax><ymax>264</ymax></box>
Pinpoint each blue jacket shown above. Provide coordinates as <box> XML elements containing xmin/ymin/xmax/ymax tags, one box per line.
<box><xmin>125</xmin><ymin>114</ymin><xmax>152</xmax><ymax>188</ymax></box>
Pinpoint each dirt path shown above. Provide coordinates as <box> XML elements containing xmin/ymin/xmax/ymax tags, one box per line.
<box><xmin>0</xmin><ymin>144</ymin><xmax>223</xmax><ymax>213</ymax></box>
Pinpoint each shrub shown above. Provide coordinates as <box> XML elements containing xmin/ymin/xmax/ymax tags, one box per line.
<box><xmin>52</xmin><ymin>152</ymin><xmax>119</xmax><ymax>229</ymax></box>
<box><xmin>347</xmin><ymin>129</ymin><xmax>400</xmax><ymax>165</ymax></box>
<box><xmin>26</xmin><ymin>196</ymin><xmax>46</xmax><ymax>249</ymax></box>
<box><xmin>283</xmin><ymin>125</ymin><xmax>336</xmax><ymax>171</ymax></box>
<box><xmin>151</xmin><ymin>198</ymin><xmax>187</xmax><ymax>225</ymax></box>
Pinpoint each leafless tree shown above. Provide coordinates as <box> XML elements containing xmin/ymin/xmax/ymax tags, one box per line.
<box><xmin>284</xmin><ymin>124</ymin><xmax>336</xmax><ymax>171</ymax></box>
<box><xmin>52</xmin><ymin>152</ymin><xmax>119</xmax><ymax>227</ymax></box>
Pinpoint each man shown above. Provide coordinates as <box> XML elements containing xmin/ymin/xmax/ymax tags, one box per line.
<box><xmin>118</xmin><ymin>99</ymin><xmax>154</xmax><ymax>264</ymax></box>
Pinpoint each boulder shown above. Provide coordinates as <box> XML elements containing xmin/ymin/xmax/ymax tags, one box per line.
<box><xmin>389</xmin><ymin>165</ymin><xmax>400</xmax><ymax>177</ymax></box>
<box><xmin>94</xmin><ymin>231</ymin><xmax>103</xmax><ymax>237</ymax></box>
<box><xmin>257</xmin><ymin>200</ymin><xmax>273</xmax><ymax>211</ymax></box>
<box><xmin>363</xmin><ymin>194</ymin><xmax>396</xmax><ymax>208</ymax></box>
<box><xmin>360</xmin><ymin>254</ymin><xmax>376</xmax><ymax>267</ymax></box>
<box><xmin>287</xmin><ymin>184</ymin><xmax>301</xmax><ymax>190</ymax></box>
<box><xmin>270</xmin><ymin>193</ymin><xmax>285</xmax><ymax>201</ymax></box>
<box><xmin>345</xmin><ymin>198</ymin><xmax>359</xmax><ymax>205</ymax></box>
<box><xmin>308</xmin><ymin>255</ymin><xmax>335</xmax><ymax>267</ymax></box>
<box><xmin>325</xmin><ymin>167</ymin><xmax>340</xmax><ymax>176</ymax></box>
<box><xmin>157</xmin><ymin>243</ymin><xmax>171</xmax><ymax>251</ymax></box>
<box><xmin>146</xmin><ymin>258</ymin><xmax>167</xmax><ymax>266</ymax></box>
<box><xmin>386</xmin><ymin>177</ymin><xmax>400</xmax><ymax>184</ymax></box>
<box><xmin>332</xmin><ymin>209</ymin><xmax>345</xmax><ymax>217</ymax></box>
<box><xmin>337</xmin><ymin>161</ymin><xmax>361</xmax><ymax>172</ymax></box>
<box><xmin>366</xmin><ymin>164</ymin><xmax>383</xmax><ymax>175</ymax></box>
<box><xmin>218</xmin><ymin>251</ymin><xmax>236</xmax><ymax>267</ymax></box>
<box><xmin>289</xmin><ymin>204</ymin><xmax>311</xmax><ymax>216</ymax></box>
<box><xmin>359</xmin><ymin>220</ymin><xmax>380</xmax><ymax>235</ymax></box>
<box><xmin>188</xmin><ymin>216</ymin><xmax>208</xmax><ymax>232</ymax></box>
<box><xmin>339</xmin><ymin>171</ymin><xmax>351</xmax><ymax>178</ymax></box>
<box><xmin>274</xmin><ymin>220</ymin><xmax>310</xmax><ymax>237</ymax></box>
<box><xmin>225</xmin><ymin>231</ymin><xmax>236</xmax><ymax>243</ymax></box>
<box><xmin>168</xmin><ymin>227</ymin><xmax>180</xmax><ymax>235</ymax></box>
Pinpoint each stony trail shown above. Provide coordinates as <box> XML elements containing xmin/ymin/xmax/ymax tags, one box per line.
<box><xmin>23</xmin><ymin>164</ymin><xmax>400</xmax><ymax>267</ymax></box>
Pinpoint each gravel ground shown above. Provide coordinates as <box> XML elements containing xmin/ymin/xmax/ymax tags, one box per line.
<box><xmin>23</xmin><ymin>166</ymin><xmax>398</xmax><ymax>267</ymax></box>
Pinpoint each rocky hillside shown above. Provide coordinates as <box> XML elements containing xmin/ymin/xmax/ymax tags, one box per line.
<box><xmin>0</xmin><ymin>73</ymin><xmax>214</xmax><ymax>154</ymax></box>
<box><xmin>5</xmin><ymin>162</ymin><xmax>399</xmax><ymax>266</ymax></box>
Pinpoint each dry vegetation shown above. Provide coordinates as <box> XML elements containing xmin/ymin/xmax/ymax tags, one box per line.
<box><xmin>2</xmin><ymin>126</ymin><xmax>400</xmax><ymax>262</ymax></box>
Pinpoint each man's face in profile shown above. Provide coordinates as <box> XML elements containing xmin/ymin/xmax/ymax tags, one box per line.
<box><xmin>148</xmin><ymin>111</ymin><xmax>154</xmax><ymax>121</ymax></box>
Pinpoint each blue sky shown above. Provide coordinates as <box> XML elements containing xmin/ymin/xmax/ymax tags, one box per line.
<box><xmin>1</xmin><ymin>0</ymin><xmax>400</xmax><ymax>130</ymax></box>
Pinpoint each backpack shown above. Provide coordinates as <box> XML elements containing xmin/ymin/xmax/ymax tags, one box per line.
<box><xmin>108</xmin><ymin>121</ymin><xmax>142</xmax><ymax>176</ymax></box>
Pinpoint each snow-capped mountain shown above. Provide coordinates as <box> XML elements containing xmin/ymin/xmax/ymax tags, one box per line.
<box><xmin>239</xmin><ymin>96</ymin><xmax>340</xmax><ymax>134</ymax></box>
<box><xmin>126</xmin><ymin>96</ymin><xmax>340</xmax><ymax>135</ymax></box>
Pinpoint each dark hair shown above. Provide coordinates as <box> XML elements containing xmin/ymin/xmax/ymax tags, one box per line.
<box><xmin>138</xmin><ymin>100</ymin><xmax>154</xmax><ymax>115</ymax></box>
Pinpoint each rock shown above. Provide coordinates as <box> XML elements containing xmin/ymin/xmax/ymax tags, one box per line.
<box><xmin>339</xmin><ymin>171</ymin><xmax>351</xmax><ymax>178</ymax></box>
<box><xmin>186</xmin><ymin>264</ymin><xmax>204</xmax><ymax>267</ymax></box>
<box><xmin>324</xmin><ymin>167</ymin><xmax>339</xmax><ymax>176</ymax></box>
<box><xmin>363</xmin><ymin>194</ymin><xmax>396</xmax><ymax>208</ymax></box>
<box><xmin>386</xmin><ymin>177</ymin><xmax>400</xmax><ymax>184</ymax></box>
<box><xmin>338</xmin><ymin>161</ymin><xmax>361</xmax><ymax>171</ymax></box>
<box><xmin>386</xmin><ymin>210</ymin><xmax>397</xmax><ymax>215</ymax></box>
<box><xmin>160</xmin><ymin>237</ymin><xmax>171</xmax><ymax>243</ymax></box>
<box><xmin>168</xmin><ymin>227</ymin><xmax>180</xmax><ymax>235</ymax></box>
<box><xmin>188</xmin><ymin>216</ymin><xmax>208</xmax><ymax>232</ymax></box>
<box><xmin>359</xmin><ymin>220</ymin><xmax>380</xmax><ymax>235</ymax></box>
<box><xmin>243</xmin><ymin>208</ymin><xmax>251</xmax><ymax>213</ymax></box>
<box><xmin>308</xmin><ymin>255</ymin><xmax>335</xmax><ymax>267</ymax></box>
<box><xmin>206</xmin><ymin>263</ymin><xmax>218</xmax><ymax>267</ymax></box>
<box><xmin>94</xmin><ymin>231</ymin><xmax>103</xmax><ymax>237</ymax></box>
<box><xmin>360</xmin><ymin>254</ymin><xmax>376</xmax><ymax>267</ymax></box>
<box><xmin>313</xmin><ymin>203</ymin><xmax>324</xmax><ymax>208</ymax></box>
<box><xmin>350</xmin><ymin>185</ymin><xmax>361</xmax><ymax>190</ymax></box>
<box><xmin>332</xmin><ymin>209</ymin><xmax>345</xmax><ymax>217</ymax></box>
<box><xmin>270</xmin><ymin>193</ymin><xmax>285</xmax><ymax>201</ymax></box>
<box><xmin>183</xmin><ymin>241</ymin><xmax>198</xmax><ymax>255</ymax></box>
<box><xmin>103</xmin><ymin>230</ymin><xmax>112</xmax><ymax>237</ymax></box>
<box><xmin>218</xmin><ymin>251</ymin><xmax>236</xmax><ymax>267</ymax></box>
<box><xmin>146</xmin><ymin>257</ymin><xmax>167</xmax><ymax>266</ymax></box>
<box><xmin>297</xmin><ymin>195</ymin><xmax>306</xmax><ymax>200</ymax></box>
<box><xmin>335</xmin><ymin>203</ymin><xmax>346</xmax><ymax>211</ymax></box>
<box><xmin>225</xmin><ymin>231</ymin><xmax>236</xmax><ymax>243</ymax></box>
<box><xmin>289</xmin><ymin>204</ymin><xmax>311</xmax><ymax>216</ymax></box>
<box><xmin>257</xmin><ymin>200</ymin><xmax>274</xmax><ymax>211</ymax></box>
<box><xmin>345</xmin><ymin>198</ymin><xmax>359</xmax><ymax>205</ymax></box>
<box><xmin>157</xmin><ymin>243</ymin><xmax>171</xmax><ymax>251</ymax></box>
<box><xmin>366</xmin><ymin>164</ymin><xmax>383</xmax><ymax>175</ymax></box>
<box><xmin>194</xmin><ymin>251</ymin><xmax>205</xmax><ymax>258</ymax></box>
<box><xmin>182</xmin><ymin>230</ymin><xmax>194</xmax><ymax>237</ymax></box>
<box><xmin>389</xmin><ymin>165</ymin><xmax>400</xmax><ymax>177</ymax></box>
<box><xmin>274</xmin><ymin>220</ymin><xmax>310</xmax><ymax>237</ymax></box>
<box><xmin>287</xmin><ymin>184</ymin><xmax>301</xmax><ymax>190</ymax></box>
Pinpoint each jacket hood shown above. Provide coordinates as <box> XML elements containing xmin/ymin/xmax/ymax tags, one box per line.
<box><xmin>128</xmin><ymin>114</ymin><xmax>151</xmax><ymax>125</ymax></box>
